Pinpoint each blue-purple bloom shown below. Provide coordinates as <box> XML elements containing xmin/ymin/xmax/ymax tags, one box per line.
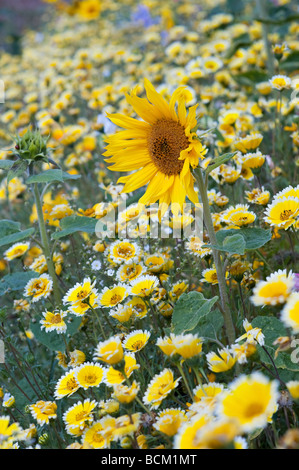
<box><xmin>131</xmin><ymin>4</ymin><xmax>160</xmax><ymax>28</ymax></box>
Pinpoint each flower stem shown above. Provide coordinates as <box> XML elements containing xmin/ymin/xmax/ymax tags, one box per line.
<box><xmin>194</xmin><ymin>168</ymin><xmax>235</xmax><ymax>344</ymax></box>
<box><xmin>32</xmin><ymin>181</ymin><xmax>62</xmax><ymax>307</ymax></box>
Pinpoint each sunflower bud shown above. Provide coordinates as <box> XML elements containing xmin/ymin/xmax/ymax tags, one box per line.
<box><xmin>14</xmin><ymin>129</ymin><xmax>48</xmax><ymax>162</ymax></box>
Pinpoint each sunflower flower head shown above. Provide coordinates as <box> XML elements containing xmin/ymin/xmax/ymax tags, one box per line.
<box><xmin>104</xmin><ymin>79</ymin><xmax>208</xmax><ymax>214</ymax></box>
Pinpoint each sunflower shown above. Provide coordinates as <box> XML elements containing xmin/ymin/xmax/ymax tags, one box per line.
<box><xmin>104</xmin><ymin>79</ymin><xmax>207</xmax><ymax>213</ymax></box>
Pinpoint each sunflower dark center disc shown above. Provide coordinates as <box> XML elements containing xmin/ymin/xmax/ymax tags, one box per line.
<box><xmin>148</xmin><ymin>119</ymin><xmax>189</xmax><ymax>175</ymax></box>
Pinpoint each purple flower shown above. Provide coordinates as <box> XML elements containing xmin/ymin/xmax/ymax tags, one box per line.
<box><xmin>294</xmin><ymin>274</ymin><xmax>299</xmax><ymax>292</ymax></box>
<box><xmin>131</xmin><ymin>4</ymin><xmax>160</xmax><ymax>28</ymax></box>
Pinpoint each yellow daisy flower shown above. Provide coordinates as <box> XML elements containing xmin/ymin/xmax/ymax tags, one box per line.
<box><xmin>99</xmin><ymin>284</ymin><xmax>129</xmax><ymax>308</ymax></box>
<box><xmin>24</xmin><ymin>274</ymin><xmax>53</xmax><ymax>302</ymax></box>
<box><xmin>54</xmin><ymin>370</ymin><xmax>80</xmax><ymax>399</ymax></box>
<box><xmin>82</xmin><ymin>416</ymin><xmax>116</xmax><ymax>449</ymax></box>
<box><xmin>125</xmin><ymin>297</ymin><xmax>148</xmax><ymax>318</ymax></box>
<box><xmin>93</xmin><ymin>336</ymin><xmax>124</xmax><ymax>365</ymax></box>
<box><xmin>153</xmin><ymin>408</ymin><xmax>187</xmax><ymax>436</ymax></box>
<box><xmin>206</xmin><ymin>348</ymin><xmax>237</xmax><ymax>373</ymax></box>
<box><xmin>4</xmin><ymin>242</ymin><xmax>30</xmax><ymax>261</ymax></box>
<box><xmin>234</xmin><ymin>132</ymin><xmax>263</xmax><ymax>153</ymax></box>
<box><xmin>143</xmin><ymin>368</ymin><xmax>180</xmax><ymax>409</ymax></box>
<box><xmin>173</xmin><ymin>412</ymin><xmax>210</xmax><ymax>449</ymax></box>
<box><xmin>116</xmin><ymin>262</ymin><xmax>144</xmax><ymax>282</ymax></box>
<box><xmin>29</xmin><ymin>400</ymin><xmax>57</xmax><ymax>425</ymax></box>
<box><xmin>286</xmin><ymin>381</ymin><xmax>299</xmax><ymax>400</ymax></box>
<box><xmin>269</xmin><ymin>74</ymin><xmax>292</xmax><ymax>91</ymax></box>
<box><xmin>221</xmin><ymin>204</ymin><xmax>256</xmax><ymax>227</ymax></box>
<box><xmin>130</xmin><ymin>274</ymin><xmax>159</xmax><ymax>297</ymax></box>
<box><xmin>171</xmin><ymin>333</ymin><xmax>203</xmax><ymax>359</ymax></box>
<box><xmin>264</xmin><ymin>197</ymin><xmax>299</xmax><ymax>230</ymax></box>
<box><xmin>104</xmin><ymin>78</ymin><xmax>207</xmax><ymax>213</ymax></box>
<box><xmin>251</xmin><ymin>269</ymin><xmax>294</xmax><ymax>306</ymax></box>
<box><xmin>63</xmin><ymin>399</ymin><xmax>97</xmax><ymax>436</ymax></box>
<box><xmin>123</xmin><ymin>329</ymin><xmax>151</xmax><ymax>352</ymax></box>
<box><xmin>217</xmin><ymin>372</ymin><xmax>279</xmax><ymax>432</ymax></box>
<box><xmin>109</xmin><ymin>240</ymin><xmax>140</xmax><ymax>265</ymax></box>
<box><xmin>112</xmin><ymin>381</ymin><xmax>140</xmax><ymax>404</ymax></box>
<box><xmin>40</xmin><ymin>310</ymin><xmax>67</xmax><ymax>334</ymax></box>
<box><xmin>75</xmin><ymin>362</ymin><xmax>105</xmax><ymax>390</ymax></box>
<box><xmin>281</xmin><ymin>292</ymin><xmax>299</xmax><ymax>333</ymax></box>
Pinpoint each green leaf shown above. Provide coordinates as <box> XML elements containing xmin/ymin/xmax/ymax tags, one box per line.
<box><xmin>255</xmin><ymin>13</ymin><xmax>299</xmax><ymax>25</ymax></box>
<box><xmin>205</xmin><ymin>152</ymin><xmax>237</xmax><ymax>175</ymax></box>
<box><xmin>252</xmin><ymin>316</ymin><xmax>299</xmax><ymax>372</ymax></box>
<box><xmin>216</xmin><ymin>228</ymin><xmax>272</xmax><ymax>251</ymax></box>
<box><xmin>0</xmin><ymin>271</ymin><xmax>39</xmax><ymax>296</ymax></box>
<box><xmin>0</xmin><ymin>220</ymin><xmax>21</xmax><ymax>238</ymax></box>
<box><xmin>7</xmin><ymin>160</ymin><xmax>29</xmax><ymax>185</ymax></box>
<box><xmin>193</xmin><ymin>308</ymin><xmax>224</xmax><ymax>340</ymax></box>
<box><xmin>225</xmin><ymin>33</ymin><xmax>251</xmax><ymax>59</ymax></box>
<box><xmin>0</xmin><ymin>160</ymin><xmax>15</xmax><ymax>170</ymax></box>
<box><xmin>0</xmin><ymin>227</ymin><xmax>35</xmax><ymax>248</ymax></box>
<box><xmin>51</xmin><ymin>216</ymin><xmax>98</xmax><ymax>240</ymax></box>
<box><xmin>232</xmin><ymin>71</ymin><xmax>269</xmax><ymax>87</ymax></box>
<box><xmin>26</xmin><ymin>169</ymin><xmax>81</xmax><ymax>185</ymax></box>
<box><xmin>172</xmin><ymin>291</ymin><xmax>218</xmax><ymax>335</ymax></box>
<box><xmin>280</xmin><ymin>51</ymin><xmax>299</xmax><ymax>72</ymax></box>
<box><xmin>30</xmin><ymin>316</ymin><xmax>82</xmax><ymax>352</ymax></box>
<box><xmin>222</xmin><ymin>234</ymin><xmax>246</xmax><ymax>255</ymax></box>
<box><xmin>30</xmin><ymin>321</ymin><xmax>66</xmax><ymax>352</ymax></box>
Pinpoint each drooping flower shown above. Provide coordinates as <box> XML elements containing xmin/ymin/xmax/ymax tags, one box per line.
<box><xmin>93</xmin><ymin>336</ymin><xmax>124</xmax><ymax>365</ymax></box>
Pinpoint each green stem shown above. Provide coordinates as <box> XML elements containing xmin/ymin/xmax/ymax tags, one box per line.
<box><xmin>33</xmin><ymin>181</ymin><xmax>62</xmax><ymax>307</ymax></box>
<box><xmin>194</xmin><ymin>168</ymin><xmax>235</xmax><ymax>344</ymax></box>
<box><xmin>176</xmin><ymin>362</ymin><xmax>193</xmax><ymax>400</ymax></box>
<box><xmin>255</xmin><ymin>0</ymin><xmax>275</xmax><ymax>76</ymax></box>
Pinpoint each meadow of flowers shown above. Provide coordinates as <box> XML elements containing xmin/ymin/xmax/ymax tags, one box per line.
<box><xmin>0</xmin><ymin>0</ymin><xmax>299</xmax><ymax>451</ymax></box>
